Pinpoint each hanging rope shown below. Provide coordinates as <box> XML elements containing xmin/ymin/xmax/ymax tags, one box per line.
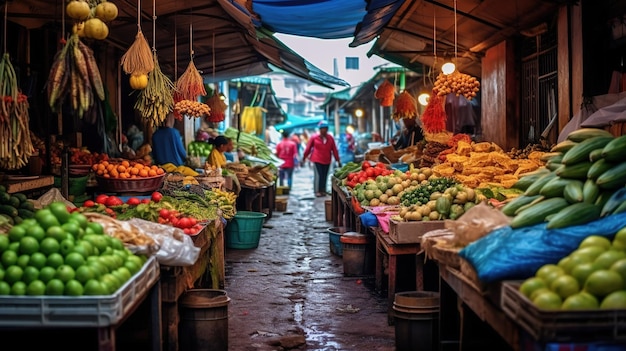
<box><xmin>453</xmin><ymin>0</ymin><xmax>458</xmax><ymax>61</ymax></box>
<box><xmin>3</xmin><ymin>3</ymin><xmax>7</xmax><ymax>54</ymax></box>
<box><xmin>152</xmin><ymin>0</ymin><xmax>156</xmax><ymax>52</ymax></box>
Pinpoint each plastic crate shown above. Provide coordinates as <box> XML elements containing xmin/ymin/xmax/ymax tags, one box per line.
<box><xmin>0</xmin><ymin>256</ymin><xmax>159</xmax><ymax>327</ymax></box>
<box><xmin>501</xmin><ymin>281</ymin><xmax>626</xmax><ymax>342</ymax></box>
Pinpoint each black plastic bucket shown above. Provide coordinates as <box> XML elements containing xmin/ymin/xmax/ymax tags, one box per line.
<box><xmin>393</xmin><ymin>291</ymin><xmax>440</xmax><ymax>351</ymax></box>
<box><xmin>179</xmin><ymin>289</ymin><xmax>230</xmax><ymax>351</ymax></box>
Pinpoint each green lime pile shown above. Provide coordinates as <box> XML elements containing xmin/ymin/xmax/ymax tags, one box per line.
<box><xmin>0</xmin><ymin>201</ymin><xmax>147</xmax><ymax>296</ymax></box>
<box><xmin>519</xmin><ymin>229</ymin><xmax>626</xmax><ymax>310</ymax></box>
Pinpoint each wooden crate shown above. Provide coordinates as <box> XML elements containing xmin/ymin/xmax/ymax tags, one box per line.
<box><xmin>388</xmin><ymin>219</ymin><xmax>445</xmax><ymax>244</ymax></box>
<box><xmin>501</xmin><ymin>281</ymin><xmax>626</xmax><ymax>342</ymax></box>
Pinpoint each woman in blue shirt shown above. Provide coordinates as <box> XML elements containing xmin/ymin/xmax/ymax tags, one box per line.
<box><xmin>151</xmin><ymin>113</ymin><xmax>187</xmax><ymax>166</ymax></box>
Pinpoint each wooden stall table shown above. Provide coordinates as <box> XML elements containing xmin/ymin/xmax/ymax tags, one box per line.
<box><xmin>160</xmin><ymin>219</ymin><xmax>225</xmax><ymax>351</ymax></box>
<box><xmin>438</xmin><ymin>263</ymin><xmax>519</xmax><ymax>351</ymax></box>
<box><xmin>331</xmin><ymin>180</ymin><xmax>361</xmax><ymax>232</ymax></box>
<box><xmin>236</xmin><ymin>183</ymin><xmax>275</xmax><ymax>219</ymax></box>
<box><xmin>374</xmin><ymin>228</ymin><xmax>425</xmax><ymax>324</ymax></box>
<box><xmin>1</xmin><ymin>175</ymin><xmax>54</xmax><ymax>194</ymax></box>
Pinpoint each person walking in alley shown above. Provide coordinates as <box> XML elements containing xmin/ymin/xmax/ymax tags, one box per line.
<box><xmin>302</xmin><ymin>120</ymin><xmax>341</xmax><ymax>197</ymax></box>
<box><xmin>275</xmin><ymin>130</ymin><xmax>299</xmax><ymax>188</ymax></box>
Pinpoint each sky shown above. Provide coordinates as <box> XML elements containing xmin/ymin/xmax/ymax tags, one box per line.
<box><xmin>275</xmin><ymin>33</ymin><xmax>393</xmax><ymax>87</ymax></box>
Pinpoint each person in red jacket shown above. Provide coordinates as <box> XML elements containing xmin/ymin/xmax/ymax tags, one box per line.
<box><xmin>302</xmin><ymin>120</ymin><xmax>341</xmax><ymax>197</ymax></box>
<box><xmin>275</xmin><ymin>130</ymin><xmax>299</xmax><ymax>188</ymax></box>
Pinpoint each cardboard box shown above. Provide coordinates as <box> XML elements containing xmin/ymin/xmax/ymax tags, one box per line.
<box><xmin>388</xmin><ymin>219</ymin><xmax>446</xmax><ymax>244</ymax></box>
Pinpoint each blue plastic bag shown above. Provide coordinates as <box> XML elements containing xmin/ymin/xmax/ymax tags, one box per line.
<box><xmin>458</xmin><ymin>212</ymin><xmax>626</xmax><ymax>284</ymax></box>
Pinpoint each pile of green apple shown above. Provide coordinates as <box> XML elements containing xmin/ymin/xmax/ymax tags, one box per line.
<box><xmin>519</xmin><ymin>228</ymin><xmax>626</xmax><ymax>310</ymax></box>
<box><xmin>0</xmin><ymin>201</ymin><xmax>147</xmax><ymax>296</ymax></box>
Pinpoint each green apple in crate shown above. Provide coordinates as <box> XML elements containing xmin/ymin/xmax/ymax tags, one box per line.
<box><xmin>0</xmin><ymin>202</ymin><xmax>147</xmax><ymax>296</ymax></box>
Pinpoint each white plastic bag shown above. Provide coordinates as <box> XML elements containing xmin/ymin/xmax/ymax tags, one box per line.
<box><xmin>35</xmin><ymin>188</ymin><xmax>75</xmax><ymax>209</ymax></box>
<box><xmin>445</xmin><ymin>202</ymin><xmax>511</xmax><ymax>247</ymax></box>
<box><xmin>127</xmin><ymin>218</ymin><xmax>200</xmax><ymax>266</ymax></box>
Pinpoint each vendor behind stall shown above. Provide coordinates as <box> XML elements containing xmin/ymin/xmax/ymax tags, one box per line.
<box><xmin>206</xmin><ymin>135</ymin><xmax>230</xmax><ymax>168</ymax></box>
<box><xmin>393</xmin><ymin>117</ymin><xmax>424</xmax><ymax>150</ymax></box>
<box><xmin>151</xmin><ymin>112</ymin><xmax>187</xmax><ymax>166</ymax></box>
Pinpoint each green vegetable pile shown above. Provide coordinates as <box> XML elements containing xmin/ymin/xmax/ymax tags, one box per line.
<box><xmin>400</xmin><ymin>177</ymin><xmax>458</xmax><ymax>206</ymax></box>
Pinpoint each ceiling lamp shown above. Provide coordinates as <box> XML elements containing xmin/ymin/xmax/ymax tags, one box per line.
<box><xmin>418</xmin><ymin>92</ymin><xmax>430</xmax><ymax>106</ymax></box>
<box><xmin>442</xmin><ymin>0</ymin><xmax>458</xmax><ymax>75</ymax></box>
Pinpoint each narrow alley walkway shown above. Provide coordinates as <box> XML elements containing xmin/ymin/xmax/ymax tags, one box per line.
<box><xmin>225</xmin><ymin>165</ymin><xmax>396</xmax><ymax>350</ymax></box>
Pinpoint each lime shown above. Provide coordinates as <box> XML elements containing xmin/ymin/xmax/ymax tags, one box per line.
<box><xmin>16</xmin><ymin>254</ymin><xmax>30</xmax><ymax>268</ymax></box>
<box><xmin>64</xmin><ymin>279</ymin><xmax>83</xmax><ymax>296</ymax></box>
<box><xmin>610</xmin><ymin>258</ymin><xmax>626</xmax><ymax>284</ymax></box>
<box><xmin>99</xmin><ymin>255</ymin><xmax>119</xmax><ymax>271</ymax></box>
<box><xmin>25</xmin><ymin>225</ymin><xmax>45</xmax><ymax>242</ymax></box>
<box><xmin>101</xmin><ymin>273</ymin><xmax>120</xmax><ymax>293</ymax></box>
<box><xmin>87</xmin><ymin>222</ymin><xmax>104</xmax><ymax>235</ymax></box>
<box><xmin>550</xmin><ymin>274</ymin><xmax>580</xmax><ymax>299</ymax></box>
<box><xmin>45</xmin><ymin>252</ymin><xmax>64</xmax><ymax>269</ymax></box>
<box><xmin>36</xmin><ymin>212</ymin><xmax>60</xmax><ymax>231</ymax></box>
<box><xmin>0</xmin><ymin>234</ymin><xmax>9</xmax><ymax>251</ymax></box>
<box><xmin>532</xmin><ymin>290</ymin><xmax>562</xmax><ymax>310</ymax></box>
<box><xmin>29</xmin><ymin>252</ymin><xmax>47</xmax><ymax>270</ymax></box>
<box><xmin>87</xmin><ymin>260</ymin><xmax>108</xmax><ymax>277</ymax></box>
<box><xmin>20</xmin><ymin>218</ymin><xmax>37</xmax><ymax>227</ymax></box>
<box><xmin>112</xmin><ymin>249</ymin><xmax>128</xmax><ymax>262</ymax></box>
<box><xmin>73</xmin><ymin>240</ymin><xmax>94</xmax><ymax>258</ymax></box>
<box><xmin>8</xmin><ymin>242</ymin><xmax>19</xmax><ymax>252</ymax></box>
<box><xmin>594</xmin><ymin>250</ymin><xmax>626</xmax><ymax>270</ymax></box>
<box><xmin>571</xmin><ymin>262</ymin><xmax>599</xmax><ymax>287</ymax></box>
<box><xmin>22</xmin><ymin>266</ymin><xmax>39</xmax><ymax>284</ymax></box>
<box><xmin>46</xmin><ymin>226</ymin><xmax>68</xmax><ymax>242</ymax></box>
<box><xmin>112</xmin><ymin>267</ymin><xmax>131</xmax><ymax>285</ymax></box>
<box><xmin>1</xmin><ymin>250</ymin><xmax>18</xmax><ymax>267</ymax></box>
<box><xmin>4</xmin><ymin>265</ymin><xmax>22</xmax><ymax>284</ymax></box>
<box><xmin>19</xmin><ymin>236</ymin><xmax>39</xmax><ymax>255</ymax></box>
<box><xmin>110</xmin><ymin>237</ymin><xmax>124</xmax><ymax>251</ymax></box>
<box><xmin>40</xmin><ymin>237</ymin><xmax>60</xmax><ymax>256</ymax></box>
<box><xmin>26</xmin><ymin>280</ymin><xmax>46</xmax><ymax>296</ymax></box>
<box><xmin>11</xmin><ymin>281</ymin><xmax>27</xmax><ymax>295</ymax></box>
<box><xmin>600</xmin><ymin>290</ymin><xmax>626</xmax><ymax>309</ymax></box>
<box><xmin>123</xmin><ymin>260</ymin><xmax>141</xmax><ymax>275</ymax></box>
<box><xmin>48</xmin><ymin>202</ymin><xmax>71</xmax><ymax>224</ymax></box>
<box><xmin>584</xmin><ymin>269</ymin><xmax>624</xmax><ymax>297</ymax></box>
<box><xmin>519</xmin><ymin>277</ymin><xmax>547</xmax><ymax>298</ymax></box>
<box><xmin>38</xmin><ymin>266</ymin><xmax>56</xmax><ymax>283</ymax></box>
<box><xmin>61</xmin><ymin>222</ymin><xmax>81</xmax><ymax>239</ymax></box>
<box><xmin>45</xmin><ymin>278</ymin><xmax>65</xmax><ymax>295</ymax></box>
<box><xmin>59</xmin><ymin>239</ymin><xmax>75</xmax><ymax>256</ymax></box>
<box><xmin>74</xmin><ymin>265</ymin><xmax>95</xmax><ymax>284</ymax></box>
<box><xmin>0</xmin><ymin>281</ymin><xmax>10</xmax><ymax>295</ymax></box>
<box><xmin>7</xmin><ymin>226</ymin><xmax>26</xmax><ymax>243</ymax></box>
<box><xmin>127</xmin><ymin>254</ymin><xmax>144</xmax><ymax>269</ymax></box>
<box><xmin>83</xmin><ymin>279</ymin><xmax>108</xmax><ymax>296</ymax></box>
<box><xmin>579</xmin><ymin>235</ymin><xmax>612</xmax><ymax>250</ymax></box>
<box><xmin>562</xmin><ymin>292</ymin><xmax>599</xmax><ymax>310</ymax></box>
<box><xmin>64</xmin><ymin>252</ymin><xmax>86</xmax><ymax>270</ymax></box>
<box><xmin>69</xmin><ymin>212</ymin><xmax>89</xmax><ymax>229</ymax></box>
<box><xmin>55</xmin><ymin>264</ymin><xmax>76</xmax><ymax>283</ymax></box>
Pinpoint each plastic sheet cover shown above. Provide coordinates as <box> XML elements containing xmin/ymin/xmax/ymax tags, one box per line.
<box><xmin>458</xmin><ymin>212</ymin><xmax>626</xmax><ymax>284</ymax></box>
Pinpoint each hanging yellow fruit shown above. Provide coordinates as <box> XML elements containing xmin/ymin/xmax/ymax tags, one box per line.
<box><xmin>84</xmin><ymin>18</ymin><xmax>109</xmax><ymax>40</ymax></box>
<box><xmin>66</xmin><ymin>0</ymin><xmax>91</xmax><ymax>21</ymax></box>
<box><xmin>95</xmin><ymin>1</ymin><xmax>119</xmax><ymax>22</ymax></box>
<box><xmin>130</xmin><ymin>73</ymin><xmax>149</xmax><ymax>90</ymax></box>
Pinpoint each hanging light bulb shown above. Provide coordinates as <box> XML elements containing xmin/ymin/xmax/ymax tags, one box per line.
<box><xmin>442</xmin><ymin>0</ymin><xmax>458</xmax><ymax>75</ymax></box>
<box><xmin>418</xmin><ymin>92</ymin><xmax>430</xmax><ymax>106</ymax></box>
<box><xmin>442</xmin><ymin>61</ymin><xmax>456</xmax><ymax>75</ymax></box>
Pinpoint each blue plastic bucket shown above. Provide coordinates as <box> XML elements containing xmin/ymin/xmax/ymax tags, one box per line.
<box><xmin>327</xmin><ymin>227</ymin><xmax>346</xmax><ymax>256</ymax></box>
<box><xmin>225</xmin><ymin>211</ymin><xmax>267</xmax><ymax>249</ymax></box>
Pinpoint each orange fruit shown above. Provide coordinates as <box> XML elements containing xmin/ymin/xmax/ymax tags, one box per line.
<box><xmin>129</xmin><ymin>167</ymin><xmax>139</xmax><ymax>175</ymax></box>
<box><xmin>139</xmin><ymin>169</ymin><xmax>149</xmax><ymax>177</ymax></box>
<box><xmin>148</xmin><ymin>169</ymin><xmax>157</xmax><ymax>176</ymax></box>
<box><xmin>156</xmin><ymin>168</ymin><xmax>165</xmax><ymax>175</ymax></box>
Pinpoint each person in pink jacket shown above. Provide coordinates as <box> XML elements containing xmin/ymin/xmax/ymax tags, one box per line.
<box><xmin>302</xmin><ymin>120</ymin><xmax>341</xmax><ymax>197</ymax></box>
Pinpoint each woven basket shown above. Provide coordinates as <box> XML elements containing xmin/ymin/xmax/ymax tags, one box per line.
<box><xmin>96</xmin><ymin>173</ymin><xmax>165</xmax><ymax>193</ymax></box>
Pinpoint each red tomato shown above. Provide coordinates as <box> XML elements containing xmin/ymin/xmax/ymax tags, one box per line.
<box><xmin>126</xmin><ymin>197</ymin><xmax>141</xmax><ymax>206</ymax></box>
<box><xmin>141</xmin><ymin>198</ymin><xmax>151</xmax><ymax>204</ymax></box>
<box><xmin>151</xmin><ymin>192</ymin><xmax>163</xmax><ymax>202</ymax></box>
<box><xmin>365</xmin><ymin>168</ymin><xmax>375</xmax><ymax>177</ymax></box>
<box><xmin>169</xmin><ymin>217</ymin><xmax>179</xmax><ymax>226</ymax></box>
<box><xmin>177</xmin><ymin>217</ymin><xmax>191</xmax><ymax>229</ymax></box>
<box><xmin>362</xmin><ymin>162</ymin><xmax>371</xmax><ymax>169</ymax></box>
<box><xmin>183</xmin><ymin>228</ymin><xmax>192</xmax><ymax>235</ymax></box>
<box><xmin>95</xmin><ymin>194</ymin><xmax>109</xmax><ymax>204</ymax></box>
<box><xmin>83</xmin><ymin>200</ymin><xmax>95</xmax><ymax>208</ymax></box>
<box><xmin>105</xmin><ymin>196</ymin><xmax>124</xmax><ymax>207</ymax></box>
<box><xmin>188</xmin><ymin>217</ymin><xmax>197</xmax><ymax>226</ymax></box>
<box><xmin>159</xmin><ymin>209</ymin><xmax>170</xmax><ymax>219</ymax></box>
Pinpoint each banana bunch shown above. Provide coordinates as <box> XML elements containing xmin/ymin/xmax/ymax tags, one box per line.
<box><xmin>161</xmin><ymin>163</ymin><xmax>177</xmax><ymax>172</ymax></box>
<box><xmin>207</xmin><ymin>188</ymin><xmax>237</xmax><ymax>219</ymax></box>
<box><xmin>161</xmin><ymin>163</ymin><xmax>199</xmax><ymax>176</ymax></box>
<box><xmin>182</xmin><ymin>176</ymin><xmax>199</xmax><ymax>186</ymax></box>
<box><xmin>434</xmin><ymin>71</ymin><xmax>480</xmax><ymax>100</ymax></box>
<box><xmin>174</xmin><ymin>99</ymin><xmax>211</xmax><ymax>119</ymax></box>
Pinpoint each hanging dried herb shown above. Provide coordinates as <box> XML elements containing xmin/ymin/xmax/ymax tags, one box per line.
<box><xmin>420</xmin><ymin>92</ymin><xmax>447</xmax><ymax>133</ymax></box>
<box><xmin>174</xmin><ymin>59</ymin><xmax>206</xmax><ymax>101</ymax></box>
<box><xmin>120</xmin><ymin>30</ymin><xmax>154</xmax><ymax>75</ymax></box>
<box><xmin>134</xmin><ymin>52</ymin><xmax>175</xmax><ymax>128</ymax></box>
<box><xmin>392</xmin><ymin>90</ymin><xmax>417</xmax><ymax>121</ymax></box>
<box><xmin>374</xmin><ymin>79</ymin><xmax>395</xmax><ymax>107</ymax></box>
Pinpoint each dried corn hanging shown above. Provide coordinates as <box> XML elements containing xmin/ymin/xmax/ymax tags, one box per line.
<box><xmin>392</xmin><ymin>90</ymin><xmax>417</xmax><ymax>121</ymax></box>
<box><xmin>374</xmin><ymin>79</ymin><xmax>395</xmax><ymax>107</ymax></box>
<box><xmin>120</xmin><ymin>1</ymin><xmax>154</xmax><ymax>75</ymax></box>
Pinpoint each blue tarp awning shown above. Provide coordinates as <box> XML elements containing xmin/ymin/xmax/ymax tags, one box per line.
<box><xmin>274</xmin><ymin>115</ymin><xmax>323</xmax><ymax>132</ymax></box>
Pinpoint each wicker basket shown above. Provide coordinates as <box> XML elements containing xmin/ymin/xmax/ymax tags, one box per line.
<box><xmin>96</xmin><ymin>173</ymin><xmax>165</xmax><ymax>193</ymax></box>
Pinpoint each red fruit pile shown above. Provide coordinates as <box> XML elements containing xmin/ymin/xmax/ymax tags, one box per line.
<box><xmin>157</xmin><ymin>208</ymin><xmax>204</xmax><ymax>235</ymax></box>
<box><xmin>344</xmin><ymin>162</ymin><xmax>394</xmax><ymax>188</ymax></box>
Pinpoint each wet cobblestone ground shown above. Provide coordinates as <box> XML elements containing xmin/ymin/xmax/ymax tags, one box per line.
<box><xmin>225</xmin><ymin>166</ymin><xmax>396</xmax><ymax>350</ymax></box>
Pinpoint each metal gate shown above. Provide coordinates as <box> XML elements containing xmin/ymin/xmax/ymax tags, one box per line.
<box><xmin>521</xmin><ymin>28</ymin><xmax>558</xmax><ymax>147</ymax></box>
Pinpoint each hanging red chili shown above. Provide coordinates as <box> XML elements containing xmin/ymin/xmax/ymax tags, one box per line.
<box><xmin>392</xmin><ymin>90</ymin><xmax>417</xmax><ymax>121</ymax></box>
<box><xmin>374</xmin><ymin>79</ymin><xmax>395</xmax><ymax>107</ymax></box>
<box><xmin>420</xmin><ymin>92</ymin><xmax>447</xmax><ymax>133</ymax></box>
